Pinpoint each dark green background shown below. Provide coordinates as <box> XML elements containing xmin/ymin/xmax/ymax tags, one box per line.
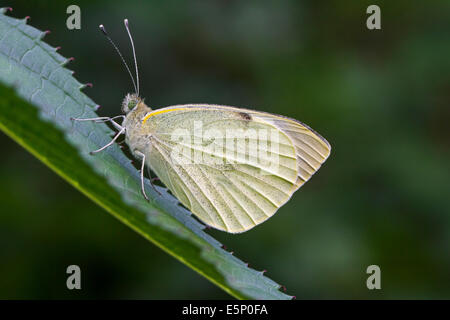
<box><xmin>1</xmin><ymin>0</ymin><xmax>449</xmax><ymax>299</ymax></box>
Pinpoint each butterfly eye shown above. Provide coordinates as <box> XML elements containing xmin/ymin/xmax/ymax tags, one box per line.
<box><xmin>127</xmin><ymin>99</ymin><xmax>137</xmax><ymax>110</ymax></box>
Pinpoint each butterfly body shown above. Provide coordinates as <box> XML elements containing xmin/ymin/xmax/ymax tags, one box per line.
<box><xmin>122</xmin><ymin>95</ymin><xmax>153</xmax><ymax>159</ymax></box>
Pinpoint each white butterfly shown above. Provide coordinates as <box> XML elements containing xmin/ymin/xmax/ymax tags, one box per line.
<box><xmin>74</xmin><ymin>20</ymin><xmax>331</xmax><ymax>233</ymax></box>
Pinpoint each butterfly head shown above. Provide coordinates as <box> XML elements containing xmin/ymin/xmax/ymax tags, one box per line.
<box><xmin>122</xmin><ymin>93</ymin><xmax>141</xmax><ymax>113</ymax></box>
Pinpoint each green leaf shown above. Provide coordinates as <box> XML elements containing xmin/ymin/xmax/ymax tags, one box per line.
<box><xmin>0</xmin><ymin>8</ymin><xmax>292</xmax><ymax>299</ymax></box>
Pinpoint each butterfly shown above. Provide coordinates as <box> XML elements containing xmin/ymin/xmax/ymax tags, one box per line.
<box><xmin>74</xmin><ymin>19</ymin><xmax>331</xmax><ymax>233</ymax></box>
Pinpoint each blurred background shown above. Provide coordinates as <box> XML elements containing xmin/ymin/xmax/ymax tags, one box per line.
<box><xmin>1</xmin><ymin>0</ymin><xmax>449</xmax><ymax>299</ymax></box>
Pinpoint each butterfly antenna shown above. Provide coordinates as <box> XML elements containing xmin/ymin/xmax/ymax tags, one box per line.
<box><xmin>99</xmin><ymin>24</ymin><xmax>138</xmax><ymax>95</ymax></box>
<box><xmin>124</xmin><ymin>19</ymin><xmax>139</xmax><ymax>96</ymax></box>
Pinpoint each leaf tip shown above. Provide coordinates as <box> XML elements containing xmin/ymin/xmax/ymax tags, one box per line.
<box><xmin>61</xmin><ymin>57</ymin><xmax>75</xmax><ymax>66</ymax></box>
<box><xmin>1</xmin><ymin>7</ymin><xmax>13</xmax><ymax>14</ymax></box>
<box><xmin>39</xmin><ymin>30</ymin><xmax>51</xmax><ymax>40</ymax></box>
<box><xmin>79</xmin><ymin>83</ymin><xmax>93</xmax><ymax>90</ymax></box>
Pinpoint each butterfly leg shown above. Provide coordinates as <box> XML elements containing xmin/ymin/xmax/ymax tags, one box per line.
<box><xmin>108</xmin><ymin>119</ymin><xmax>125</xmax><ymax>131</ymax></box>
<box><xmin>135</xmin><ymin>150</ymin><xmax>150</xmax><ymax>201</ymax></box>
<box><xmin>90</xmin><ymin>127</ymin><xmax>125</xmax><ymax>154</ymax></box>
<box><xmin>72</xmin><ymin>115</ymin><xmax>125</xmax><ymax>131</ymax></box>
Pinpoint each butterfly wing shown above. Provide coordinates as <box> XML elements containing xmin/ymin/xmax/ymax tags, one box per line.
<box><xmin>144</xmin><ymin>104</ymin><xmax>331</xmax><ymax>233</ymax></box>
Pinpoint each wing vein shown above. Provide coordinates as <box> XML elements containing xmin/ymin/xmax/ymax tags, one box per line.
<box><xmin>152</xmin><ymin>142</ymin><xmax>229</xmax><ymax>230</ymax></box>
